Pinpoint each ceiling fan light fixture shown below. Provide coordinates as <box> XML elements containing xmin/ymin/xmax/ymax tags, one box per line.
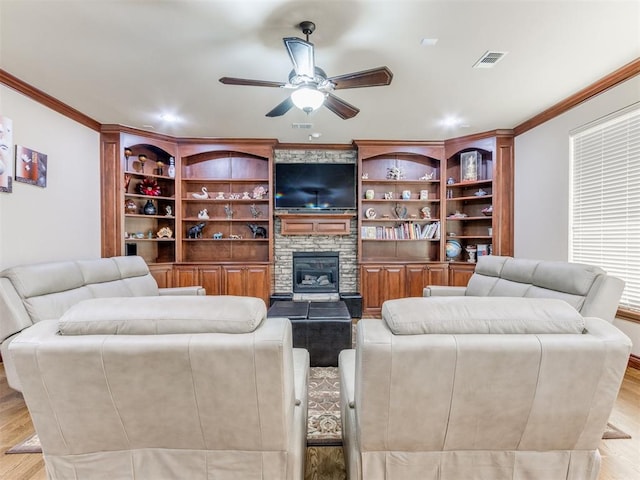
<box><xmin>291</xmin><ymin>86</ymin><xmax>325</xmax><ymax>113</ymax></box>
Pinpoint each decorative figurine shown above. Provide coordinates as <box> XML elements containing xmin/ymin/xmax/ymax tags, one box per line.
<box><xmin>447</xmin><ymin>177</ymin><xmax>455</xmax><ymax>185</ymax></box>
<box><xmin>394</xmin><ymin>204</ymin><xmax>408</xmax><ymax>219</ymax></box>
<box><xmin>216</xmin><ymin>191</ymin><xmax>225</xmax><ymax>199</ymax></box>
<box><xmin>384</xmin><ymin>192</ymin><xmax>393</xmax><ymax>200</ymax></box>
<box><xmin>242</xmin><ymin>191</ymin><xmax>251</xmax><ymax>199</ymax></box>
<box><xmin>361</xmin><ymin>172</ymin><xmax>369</xmax><ymax>179</ymax></box>
<box><xmin>125</xmin><ymin>198</ymin><xmax>138</xmax><ymax>214</ymax></box>
<box><xmin>187</xmin><ymin>223</ymin><xmax>205</xmax><ymax>239</ymax></box>
<box><xmin>192</xmin><ymin>187</ymin><xmax>209</xmax><ymax>199</ymax></box>
<box><xmin>124</xmin><ymin>174</ymin><xmax>131</xmax><ymax>193</ymax></box>
<box><xmin>165</xmin><ymin>205</ymin><xmax>172</xmax><ymax>216</ymax></box>
<box><xmin>465</xmin><ymin>245</ymin><xmax>478</xmax><ymax>263</ymax></box>
<box><xmin>474</xmin><ymin>188</ymin><xmax>488</xmax><ymax>196</ymax></box>
<box><xmin>247</xmin><ymin>223</ymin><xmax>267</xmax><ymax>238</ymax></box>
<box><xmin>386</xmin><ymin>166</ymin><xmax>404</xmax><ymax>180</ymax></box>
<box><xmin>198</xmin><ymin>209</ymin><xmax>209</xmax><ymax>219</ymax></box>
<box><xmin>250</xmin><ymin>204</ymin><xmax>262</xmax><ymax>218</ymax></box>
<box><xmin>143</xmin><ymin>199</ymin><xmax>157</xmax><ymax>215</ymax></box>
<box><xmin>157</xmin><ymin>227</ymin><xmax>173</xmax><ymax>238</ymax></box>
<box><xmin>420</xmin><ymin>206</ymin><xmax>431</xmax><ymax>219</ymax></box>
<box><xmin>252</xmin><ymin>185</ymin><xmax>267</xmax><ymax>199</ymax></box>
<box><xmin>419</xmin><ymin>172</ymin><xmax>435</xmax><ymax>180</ymax></box>
<box><xmin>229</xmin><ymin>234</ymin><xmax>242</xmax><ymax>240</ymax></box>
<box><xmin>229</xmin><ymin>193</ymin><xmax>241</xmax><ymax>200</ymax></box>
<box><xmin>224</xmin><ymin>204</ymin><xmax>234</xmax><ymax>219</ymax></box>
<box><xmin>212</xmin><ymin>232</ymin><xmax>223</xmax><ymax>239</ymax></box>
<box><xmin>365</xmin><ymin>208</ymin><xmax>376</xmax><ymax>219</ymax></box>
<box><xmin>482</xmin><ymin>205</ymin><xmax>493</xmax><ymax>216</ymax></box>
<box><xmin>138</xmin><ymin>177</ymin><xmax>161</xmax><ymax>196</ymax></box>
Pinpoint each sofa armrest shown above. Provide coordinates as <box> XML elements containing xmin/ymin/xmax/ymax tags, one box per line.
<box><xmin>159</xmin><ymin>286</ymin><xmax>206</xmax><ymax>296</ymax></box>
<box><xmin>423</xmin><ymin>285</ymin><xmax>467</xmax><ymax>297</ymax></box>
<box><xmin>339</xmin><ymin>349</ymin><xmax>356</xmax><ymax>408</ymax></box>
<box><xmin>292</xmin><ymin>348</ymin><xmax>310</xmax><ymax>406</ymax></box>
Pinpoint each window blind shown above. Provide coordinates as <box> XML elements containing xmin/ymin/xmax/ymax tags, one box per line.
<box><xmin>570</xmin><ymin>103</ymin><xmax>640</xmax><ymax>313</ymax></box>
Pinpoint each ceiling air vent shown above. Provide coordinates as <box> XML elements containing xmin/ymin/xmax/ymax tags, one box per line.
<box><xmin>291</xmin><ymin>123</ymin><xmax>313</xmax><ymax>129</ymax></box>
<box><xmin>473</xmin><ymin>51</ymin><xmax>508</xmax><ymax>69</ymax></box>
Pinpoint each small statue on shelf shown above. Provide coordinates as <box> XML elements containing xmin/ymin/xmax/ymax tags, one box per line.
<box><xmin>386</xmin><ymin>166</ymin><xmax>404</xmax><ymax>180</ymax></box>
<box><xmin>394</xmin><ymin>204</ymin><xmax>408</xmax><ymax>219</ymax></box>
<box><xmin>198</xmin><ymin>209</ymin><xmax>209</xmax><ymax>219</ymax></box>
<box><xmin>252</xmin><ymin>185</ymin><xmax>267</xmax><ymax>199</ymax></box>
<box><xmin>420</xmin><ymin>206</ymin><xmax>431</xmax><ymax>219</ymax></box>
<box><xmin>212</xmin><ymin>232</ymin><xmax>223</xmax><ymax>240</ymax></box>
<box><xmin>157</xmin><ymin>227</ymin><xmax>173</xmax><ymax>238</ymax></box>
<box><xmin>250</xmin><ymin>204</ymin><xmax>262</xmax><ymax>218</ymax></box>
<box><xmin>191</xmin><ymin>187</ymin><xmax>209</xmax><ymax>199</ymax></box>
<box><xmin>165</xmin><ymin>205</ymin><xmax>173</xmax><ymax>217</ymax></box>
<box><xmin>187</xmin><ymin>223</ymin><xmax>205</xmax><ymax>239</ymax></box>
<box><xmin>125</xmin><ymin>199</ymin><xmax>138</xmax><ymax>214</ymax></box>
<box><xmin>216</xmin><ymin>191</ymin><xmax>225</xmax><ymax>199</ymax></box>
<box><xmin>247</xmin><ymin>223</ymin><xmax>267</xmax><ymax>238</ymax></box>
<box><xmin>242</xmin><ymin>191</ymin><xmax>251</xmax><ymax>199</ymax></box>
<box><xmin>419</xmin><ymin>172</ymin><xmax>434</xmax><ymax>180</ymax></box>
<box><xmin>224</xmin><ymin>204</ymin><xmax>234</xmax><ymax>219</ymax></box>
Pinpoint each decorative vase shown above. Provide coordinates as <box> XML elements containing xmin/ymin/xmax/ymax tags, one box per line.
<box><xmin>143</xmin><ymin>199</ymin><xmax>157</xmax><ymax>215</ymax></box>
<box><xmin>167</xmin><ymin>157</ymin><xmax>176</xmax><ymax>178</ymax></box>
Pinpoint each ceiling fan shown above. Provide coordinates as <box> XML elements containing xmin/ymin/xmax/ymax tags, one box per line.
<box><xmin>219</xmin><ymin>21</ymin><xmax>393</xmax><ymax>119</ymax></box>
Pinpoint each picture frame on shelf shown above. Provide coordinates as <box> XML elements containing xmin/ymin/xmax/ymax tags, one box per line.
<box><xmin>460</xmin><ymin>150</ymin><xmax>482</xmax><ymax>182</ymax></box>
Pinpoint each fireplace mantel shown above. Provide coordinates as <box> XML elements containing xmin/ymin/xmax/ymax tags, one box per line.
<box><xmin>277</xmin><ymin>213</ymin><xmax>355</xmax><ymax>236</ymax></box>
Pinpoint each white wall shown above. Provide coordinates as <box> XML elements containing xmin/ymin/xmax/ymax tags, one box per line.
<box><xmin>0</xmin><ymin>86</ymin><xmax>101</xmax><ymax>270</ymax></box>
<box><xmin>514</xmin><ymin>75</ymin><xmax>640</xmax><ymax>355</ymax></box>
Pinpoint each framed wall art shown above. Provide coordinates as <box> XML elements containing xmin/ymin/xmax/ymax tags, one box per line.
<box><xmin>15</xmin><ymin>145</ymin><xmax>47</xmax><ymax>187</ymax></box>
<box><xmin>460</xmin><ymin>150</ymin><xmax>482</xmax><ymax>182</ymax></box>
<box><xmin>0</xmin><ymin>115</ymin><xmax>13</xmax><ymax>193</ymax></box>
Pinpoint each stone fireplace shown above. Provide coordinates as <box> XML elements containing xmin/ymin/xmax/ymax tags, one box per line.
<box><xmin>292</xmin><ymin>252</ymin><xmax>339</xmax><ymax>293</ymax></box>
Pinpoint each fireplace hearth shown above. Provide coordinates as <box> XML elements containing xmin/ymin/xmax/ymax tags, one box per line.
<box><xmin>292</xmin><ymin>252</ymin><xmax>339</xmax><ymax>294</ymax></box>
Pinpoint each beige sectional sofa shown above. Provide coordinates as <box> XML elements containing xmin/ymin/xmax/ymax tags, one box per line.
<box><xmin>339</xmin><ymin>296</ymin><xmax>632</xmax><ymax>480</ymax></box>
<box><xmin>0</xmin><ymin>255</ymin><xmax>204</xmax><ymax>391</ymax></box>
<box><xmin>424</xmin><ymin>255</ymin><xmax>625</xmax><ymax>322</ymax></box>
<box><xmin>10</xmin><ymin>295</ymin><xmax>310</xmax><ymax>480</ymax></box>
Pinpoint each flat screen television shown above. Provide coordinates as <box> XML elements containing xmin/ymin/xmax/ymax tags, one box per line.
<box><xmin>274</xmin><ymin>163</ymin><xmax>357</xmax><ymax>210</ymax></box>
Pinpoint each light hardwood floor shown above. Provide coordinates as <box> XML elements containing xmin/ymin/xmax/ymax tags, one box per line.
<box><xmin>1</xmin><ymin>363</ymin><xmax>638</xmax><ymax>480</ymax></box>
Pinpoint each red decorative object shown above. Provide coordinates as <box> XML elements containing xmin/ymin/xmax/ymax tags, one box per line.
<box><xmin>137</xmin><ymin>177</ymin><xmax>161</xmax><ymax>196</ymax></box>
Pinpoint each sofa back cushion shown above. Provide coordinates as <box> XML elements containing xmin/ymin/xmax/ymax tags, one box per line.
<box><xmin>58</xmin><ymin>296</ymin><xmax>267</xmax><ymax>335</ymax></box>
<box><xmin>0</xmin><ymin>256</ymin><xmax>159</xmax><ymax>326</ymax></box>
<box><xmin>382</xmin><ymin>297</ymin><xmax>585</xmax><ymax>335</ymax></box>
<box><xmin>465</xmin><ymin>255</ymin><xmax>607</xmax><ymax>312</ymax></box>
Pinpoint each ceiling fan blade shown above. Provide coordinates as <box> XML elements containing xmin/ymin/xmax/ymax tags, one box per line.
<box><xmin>328</xmin><ymin>66</ymin><xmax>393</xmax><ymax>89</ymax></box>
<box><xmin>324</xmin><ymin>93</ymin><xmax>360</xmax><ymax>119</ymax></box>
<box><xmin>219</xmin><ymin>77</ymin><xmax>286</xmax><ymax>88</ymax></box>
<box><xmin>283</xmin><ymin>37</ymin><xmax>315</xmax><ymax>78</ymax></box>
<box><xmin>266</xmin><ymin>96</ymin><xmax>295</xmax><ymax>117</ymax></box>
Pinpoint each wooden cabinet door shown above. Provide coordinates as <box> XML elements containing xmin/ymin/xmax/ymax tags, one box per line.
<box><xmin>222</xmin><ymin>265</ymin><xmax>245</xmax><ymax>297</ymax></box>
<box><xmin>384</xmin><ymin>266</ymin><xmax>406</xmax><ymax>301</ymax></box>
<box><xmin>449</xmin><ymin>263</ymin><xmax>475</xmax><ymax>287</ymax></box>
<box><xmin>149</xmin><ymin>264</ymin><xmax>173</xmax><ymax>289</ymax></box>
<box><xmin>405</xmin><ymin>265</ymin><xmax>428</xmax><ymax>298</ymax></box>
<box><xmin>244</xmin><ymin>265</ymin><xmax>270</xmax><ymax>304</ymax></box>
<box><xmin>361</xmin><ymin>264</ymin><xmax>406</xmax><ymax>316</ymax></box>
<box><xmin>174</xmin><ymin>265</ymin><xmax>199</xmax><ymax>287</ymax></box>
<box><xmin>361</xmin><ymin>265</ymin><xmax>385</xmax><ymax>313</ymax></box>
<box><xmin>199</xmin><ymin>266</ymin><xmax>222</xmax><ymax>296</ymax></box>
<box><xmin>425</xmin><ymin>263</ymin><xmax>449</xmax><ymax>287</ymax></box>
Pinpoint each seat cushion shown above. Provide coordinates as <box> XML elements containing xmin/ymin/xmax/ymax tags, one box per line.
<box><xmin>382</xmin><ymin>297</ymin><xmax>585</xmax><ymax>335</ymax></box>
<box><xmin>58</xmin><ymin>295</ymin><xmax>266</xmax><ymax>335</ymax></box>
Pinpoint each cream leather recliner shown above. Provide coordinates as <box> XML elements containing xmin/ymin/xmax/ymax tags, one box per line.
<box><xmin>424</xmin><ymin>255</ymin><xmax>625</xmax><ymax>323</ymax></box>
<box><xmin>339</xmin><ymin>296</ymin><xmax>631</xmax><ymax>480</ymax></box>
<box><xmin>0</xmin><ymin>255</ymin><xmax>205</xmax><ymax>391</ymax></box>
<box><xmin>10</xmin><ymin>295</ymin><xmax>309</xmax><ymax>480</ymax></box>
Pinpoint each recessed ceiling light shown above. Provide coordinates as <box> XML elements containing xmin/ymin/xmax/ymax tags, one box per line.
<box><xmin>159</xmin><ymin>113</ymin><xmax>179</xmax><ymax>122</ymax></box>
<box><xmin>420</xmin><ymin>38</ymin><xmax>438</xmax><ymax>46</ymax></box>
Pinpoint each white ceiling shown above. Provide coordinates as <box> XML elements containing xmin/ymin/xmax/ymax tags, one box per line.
<box><xmin>1</xmin><ymin>0</ymin><xmax>639</xmax><ymax>144</ymax></box>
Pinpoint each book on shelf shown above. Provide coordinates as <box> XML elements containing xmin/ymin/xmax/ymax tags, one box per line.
<box><xmin>477</xmin><ymin>244</ymin><xmax>489</xmax><ymax>256</ymax></box>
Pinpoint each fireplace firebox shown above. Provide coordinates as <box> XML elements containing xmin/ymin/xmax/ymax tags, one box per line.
<box><xmin>292</xmin><ymin>252</ymin><xmax>339</xmax><ymax>293</ymax></box>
